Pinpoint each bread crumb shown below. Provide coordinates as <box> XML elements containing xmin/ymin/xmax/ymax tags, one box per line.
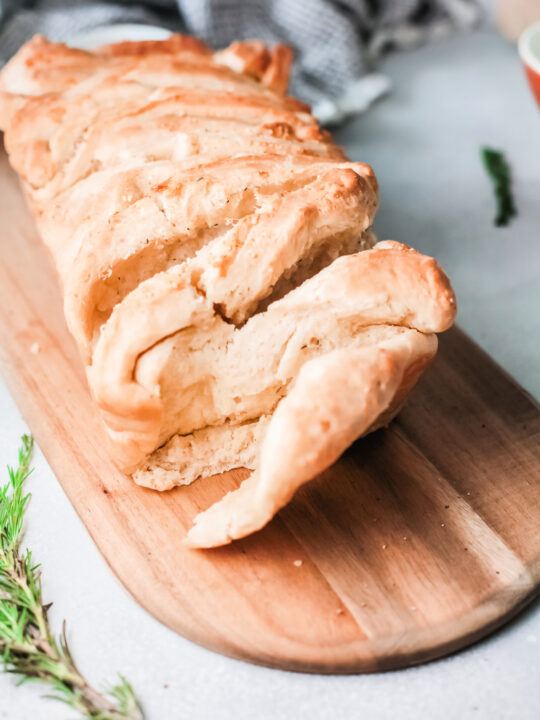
<box><xmin>30</xmin><ymin>342</ymin><xmax>40</xmax><ymax>354</ymax></box>
<box><xmin>293</xmin><ymin>559</ymin><xmax>303</xmax><ymax>567</ymax></box>
<box><xmin>381</xmin><ymin>544</ymin><xmax>387</xmax><ymax>549</ymax></box>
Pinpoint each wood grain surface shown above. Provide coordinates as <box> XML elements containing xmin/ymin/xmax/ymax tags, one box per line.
<box><xmin>0</xmin><ymin>149</ymin><xmax>539</xmax><ymax>673</ymax></box>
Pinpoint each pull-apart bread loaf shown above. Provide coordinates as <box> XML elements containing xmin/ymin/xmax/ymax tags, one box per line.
<box><xmin>0</xmin><ymin>35</ymin><xmax>456</xmax><ymax>547</ymax></box>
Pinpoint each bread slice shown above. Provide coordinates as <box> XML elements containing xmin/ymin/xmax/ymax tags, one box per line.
<box><xmin>0</xmin><ymin>35</ymin><xmax>456</xmax><ymax>547</ymax></box>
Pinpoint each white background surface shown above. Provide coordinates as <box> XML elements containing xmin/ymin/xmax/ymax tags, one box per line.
<box><xmin>0</xmin><ymin>27</ymin><xmax>539</xmax><ymax>720</ymax></box>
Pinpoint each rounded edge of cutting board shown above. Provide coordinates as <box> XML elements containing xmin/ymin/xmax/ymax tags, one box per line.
<box><xmin>109</xmin><ymin>534</ymin><xmax>539</xmax><ymax>674</ymax></box>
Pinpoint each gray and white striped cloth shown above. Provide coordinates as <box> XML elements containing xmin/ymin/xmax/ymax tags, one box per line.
<box><xmin>0</xmin><ymin>0</ymin><xmax>480</xmax><ymax>122</ymax></box>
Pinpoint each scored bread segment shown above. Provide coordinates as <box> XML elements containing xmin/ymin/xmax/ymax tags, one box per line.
<box><xmin>0</xmin><ymin>35</ymin><xmax>456</xmax><ymax>547</ymax></box>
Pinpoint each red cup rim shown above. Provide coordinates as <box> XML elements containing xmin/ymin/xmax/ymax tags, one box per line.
<box><xmin>519</xmin><ymin>21</ymin><xmax>540</xmax><ymax>75</ymax></box>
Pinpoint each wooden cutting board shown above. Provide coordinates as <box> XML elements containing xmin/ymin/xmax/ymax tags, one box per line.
<box><xmin>0</xmin><ymin>148</ymin><xmax>539</xmax><ymax>673</ymax></box>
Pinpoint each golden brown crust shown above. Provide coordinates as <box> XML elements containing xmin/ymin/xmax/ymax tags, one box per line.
<box><xmin>214</xmin><ymin>41</ymin><xmax>292</xmax><ymax>94</ymax></box>
<box><xmin>96</xmin><ymin>34</ymin><xmax>212</xmax><ymax>58</ymax></box>
<box><xmin>0</xmin><ymin>35</ymin><xmax>103</xmax><ymax>96</ymax></box>
<box><xmin>0</xmin><ymin>35</ymin><xmax>456</xmax><ymax>547</ymax></box>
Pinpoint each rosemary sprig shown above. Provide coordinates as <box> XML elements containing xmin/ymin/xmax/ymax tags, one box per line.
<box><xmin>481</xmin><ymin>147</ymin><xmax>517</xmax><ymax>227</ymax></box>
<box><xmin>0</xmin><ymin>434</ymin><xmax>145</xmax><ymax>719</ymax></box>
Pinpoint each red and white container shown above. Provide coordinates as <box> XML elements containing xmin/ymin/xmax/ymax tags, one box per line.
<box><xmin>519</xmin><ymin>21</ymin><xmax>540</xmax><ymax>107</ymax></box>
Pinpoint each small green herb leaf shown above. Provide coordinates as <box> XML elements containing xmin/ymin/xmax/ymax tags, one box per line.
<box><xmin>481</xmin><ymin>147</ymin><xmax>517</xmax><ymax>227</ymax></box>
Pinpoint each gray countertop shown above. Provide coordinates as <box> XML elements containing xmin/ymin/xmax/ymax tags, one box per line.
<box><xmin>0</xmin><ymin>27</ymin><xmax>538</xmax><ymax>720</ymax></box>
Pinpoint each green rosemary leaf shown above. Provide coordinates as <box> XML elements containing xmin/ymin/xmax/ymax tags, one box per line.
<box><xmin>110</xmin><ymin>676</ymin><xmax>146</xmax><ymax>718</ymax></box>
<box><xmin>481</xmin><ymin>147</ymin><xmax>517</xmax><ymax>227</ymax></box>
<box><xmin>0</xmin><ymin>435</ymin><xmax>145</xmax><ymax>720</ymax></box>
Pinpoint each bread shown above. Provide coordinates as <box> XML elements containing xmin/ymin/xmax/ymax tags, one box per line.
<box><xmin>0</xmin><ymin>35</ymin><xmax>456</xmax><ymax>548</ymax></box>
